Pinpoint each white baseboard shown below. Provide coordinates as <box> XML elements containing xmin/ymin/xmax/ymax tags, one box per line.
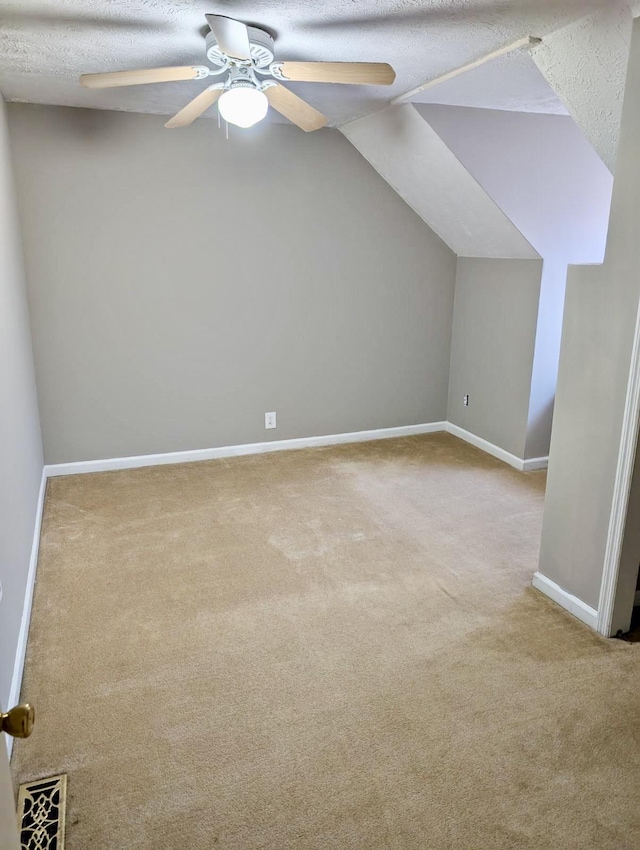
<box><xmin>532</xmin><ymin>571</ymin><xmax>598</xmax><ymax>630</ymax></box>
<box><xmin>6</xmin><ymin>468</ymin><xmax>47</xmax><ymax>759</ymax></box>
<box><xmin>44</xmin><ymin>422</ymin><xmax>551</xmax><ymax>479</ymax></box>
<box><xmin>522</xmin><ymin>456</ymin><xmax>549</xmax><ymax>472</ymax></box>
<box><xmin>445</xmin><ymin>423</ymin><xmax>548</xmax><ymax>472</ymax></box>
<box><xmin>45</xmin><ymin>422</ymin><xmax>448</xmax><ymax>477</ymax></box>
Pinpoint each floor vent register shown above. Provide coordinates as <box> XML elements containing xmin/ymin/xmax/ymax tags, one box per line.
<box><xmin>16</xmin><ymin>774</ymin><xmax>67</xmax><ymax>850</ymax></box>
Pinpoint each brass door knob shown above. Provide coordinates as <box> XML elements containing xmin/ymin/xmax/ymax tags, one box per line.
<box><xmin>1</xmin><ymin>703</ymin><xmax>35</xmax><ymax>738</ymax></box>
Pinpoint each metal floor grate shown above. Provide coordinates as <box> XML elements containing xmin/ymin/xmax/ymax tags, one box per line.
<box><xmin>16</xmin><ymin>774</ymin><xmax>67</xmax><ymax>850</ymax></box>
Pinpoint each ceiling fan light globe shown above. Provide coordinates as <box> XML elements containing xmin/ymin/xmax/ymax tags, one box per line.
<box><xmin>218</xmin><ymin>87</ymin><xmax>268</xmax><ymax>128</ymax></box>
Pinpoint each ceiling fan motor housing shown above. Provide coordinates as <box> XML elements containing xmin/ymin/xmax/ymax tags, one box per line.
<box><xmin>225</xmin><ymin>65</ymin><xmax>262</xmax><ymax>92</ymax></box>
<box><xmin>205</xmin><ymin>25</ymin><xmax>275</xmax><ymax>68</ymax></box>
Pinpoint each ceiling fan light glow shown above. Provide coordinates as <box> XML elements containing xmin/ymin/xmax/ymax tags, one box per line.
<box><xmin>218</xmin><ymin>86</ymin><xmax>268</xmax><ymax>128</ymax></box>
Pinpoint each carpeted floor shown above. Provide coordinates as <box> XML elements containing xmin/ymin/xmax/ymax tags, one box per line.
<box><xmin>11</xmin><ymin>433</ymin><xmax>640</xmax><ymax>849</ymax></box>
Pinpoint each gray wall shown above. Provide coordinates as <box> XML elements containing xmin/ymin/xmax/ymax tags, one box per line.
<box><xmin>7</xmin><ymin>104</ymin><xmax>456</xmax><ymax>464</ymax></box>
<box><xmin>538</xmin><ymin>18</ymin><xmax>640</xmax><ymax>613</ymax></box>
<box><xmin>0</xmin><ymin>95</ymin><xmax>43</xmax><ymax>711</ymax></box>
<box><xmin>447</xmin><ymin>258</ymin><xmax>543</xmax><ymax>459</ymax></box>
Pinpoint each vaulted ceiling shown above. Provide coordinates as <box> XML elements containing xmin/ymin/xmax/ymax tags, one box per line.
<box><xmin>0</xmin><ymin>0</ymin><xmax>625</xmax><ymax>126</ymax></box>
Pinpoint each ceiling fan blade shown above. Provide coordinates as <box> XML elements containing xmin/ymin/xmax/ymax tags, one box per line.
<box><xmin>80</xmin><ymin>67</ymin><xmax>205</xmax><ymax>89</ymax></box>
<box><xmin>265</xmin><ymin>85</ymin><xmax>328</xmax><ymax>132</ymax></box>
<box><xmin>278</xmin><ymin>61</ymin><xmax>395</xmax><ymax>86</ymax></box>
<box><xmin>205</xmin><ymin>14</ymin><xmax>252</xmax><ymax>60</ymax></box>
<box><xmin>165</xmin><ymin>88</ymin><xmax>222</xmax><ymax>129</ymax></box>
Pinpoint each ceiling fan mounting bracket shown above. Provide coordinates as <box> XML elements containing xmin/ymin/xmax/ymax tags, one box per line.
<box><xmin>269</xmin><ymin>63</ymin><xmax>287</xmax><ymax>81</ymax></box>
<box><xmin>205</xmin><ymin>64</ymin><xmax>229</xmax><ymax>77</ymax></box>
<box><xmin>205</xmin><ymin>25</ymin><xmax>275</xmax><ymax>69</ymax></box>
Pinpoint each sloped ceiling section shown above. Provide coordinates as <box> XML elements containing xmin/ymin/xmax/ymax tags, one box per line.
<box><xmin>416</xmin><ymin>104</ymin><xmax>613</xmax><ymax>265</ymax></box>
<box><xmin>531</xmin><ymin>1</ymin><xmax>634</xmax><ymax>173</ymax></box>
<box><xmin>341</xmin><ymin>104</ymin><xmax>538</xmax><ymax>260</ymax></box>
<box><xmin>411</xmin><ymin>47</ymin><xmax>568</xmax><ymax>116</ymax></box>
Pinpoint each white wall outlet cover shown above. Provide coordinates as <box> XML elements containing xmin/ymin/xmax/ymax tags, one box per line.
<box><xmin>265</xmin><ymin>412</ymin><xmax>277</xmax><ymax>429</ymax></box>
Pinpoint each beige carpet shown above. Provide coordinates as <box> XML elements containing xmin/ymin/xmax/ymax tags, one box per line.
<box><xmin>11</xmin><ymin>433</ymin><xmax>640</xmax><ymax>849</ymax></box>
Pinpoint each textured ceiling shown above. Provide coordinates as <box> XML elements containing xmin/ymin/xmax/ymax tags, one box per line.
<box><xmin>0</xmin><ymin>0</ymin><xmax>619</xmax><ymax>127</ymax></box>
<box><xmin>532</xmin><ymin>2</ymin><xmax>633</xmax><ymax>171</ymax></box>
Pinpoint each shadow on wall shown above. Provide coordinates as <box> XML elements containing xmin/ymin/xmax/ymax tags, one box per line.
<box><xmin>44</xmin><ymin>103</ymin><xmax>141</xmax><ymax>141</ymax></box>
<box><xmin>526</xmin><ymin>396</ymin><xmax>555</xmax><ymax>459</ymax></box>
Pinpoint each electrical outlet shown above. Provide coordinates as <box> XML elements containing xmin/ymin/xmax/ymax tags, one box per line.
<box><xmin>265</xmin><ymin>411</ymin><xmax>277</xmax><ymax>429</ymax></box>
<box><xmin>463</xmin><ymin>394</ymin><xmax>470</xmax><ymax>407</ymax></box>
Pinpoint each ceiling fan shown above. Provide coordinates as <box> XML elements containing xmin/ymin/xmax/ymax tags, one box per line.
<box><xmin>80</xmin><ymin>14</ymin><xmax>396</xmax><ymax>132</ymax></box>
